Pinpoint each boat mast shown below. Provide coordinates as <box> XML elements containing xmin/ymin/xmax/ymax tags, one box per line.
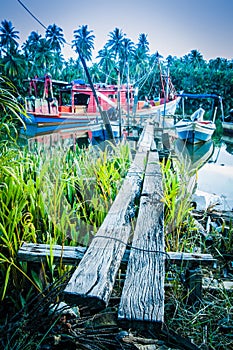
<box><xmin>76</xmin><ymin>47</ymin><xmax>115</xmax><ymax>143</ymax></box>
<box><xmin>162</xmin><ymin>65</ymin><xmax>169</xmax><ymax>129</ymax></box>
<box><xmin>126</xmin><ymin>61</ymin><xmax>130</xmax><ymax>134</ymax></box>
<box><xmin>115</xmin><ymin>68</ymin><xmax>122</xmax><ymax>139</ymax></box>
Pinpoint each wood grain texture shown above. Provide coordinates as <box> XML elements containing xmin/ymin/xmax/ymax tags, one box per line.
<box><xmin>118</xmin><ymin>150</ymin><xmax>165</xmax><ymax>325</ymax></box>
<box><xmin>17</xmin><ymin>242</ymin><xmax>86</xmax><ymax>265</ymax></box>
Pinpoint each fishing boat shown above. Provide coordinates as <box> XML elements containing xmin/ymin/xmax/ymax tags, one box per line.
<box><xmin>174</xmin><ymin>107</ymin><xmax>216</xmax><ymax>144</ymax></box>
<box><xmin>23</xmin><ymin>74</ymin><xmax>180</xmax><ymax>130</ymax></box>
<box><xmin>24</xmin><ymin>76</ymin><xmax>125</xmax><ymax>125</ymax></box>
<box><xmin>174</xmin><ymin>93</ymin><xmax>224</xmax><ymax>144</ymax></box>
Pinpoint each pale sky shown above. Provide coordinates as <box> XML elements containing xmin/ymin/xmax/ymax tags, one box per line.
<box><xmin>1</xmin><ymin>0</ymin><xmax>233</xmax><ymax>61</ymax></box>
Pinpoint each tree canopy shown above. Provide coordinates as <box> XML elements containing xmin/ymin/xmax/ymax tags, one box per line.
<box><xmin>0</xmin><ymin>19</ymin><xmax>233</xmax><ymax>113</ymax></box>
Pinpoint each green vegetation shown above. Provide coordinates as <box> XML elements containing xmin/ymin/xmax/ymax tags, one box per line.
<box><xmin>161</xmin><ymin>156</ymin><xmax>198</xmax><ymax>252</ymax></box>
<box><xmin>0</xmin><ymin>141</ymin><xmax>132</xmax><ymax>302</ymax></box>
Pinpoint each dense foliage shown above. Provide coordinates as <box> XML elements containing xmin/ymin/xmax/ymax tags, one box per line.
<box><xmin>0</xmin><ymin>20</ymin><xmax>233</xmax><ymax>114</ymax></box>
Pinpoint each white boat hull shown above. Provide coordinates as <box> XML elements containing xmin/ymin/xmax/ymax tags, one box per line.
<box><xmin>175</xmin><ymin>119</ymin><xmax>216</xmax><ymax>144</ymax></box>
<box><xmin>135</xmin><ymin>96</ymin><xmax>181</xmax><ymax>117</ymax></box>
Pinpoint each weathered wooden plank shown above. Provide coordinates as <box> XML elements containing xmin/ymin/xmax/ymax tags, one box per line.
<box><xmin>167</xmin><ymin>252</ymin><xmax>216</xmax><ymax>265</ymax></box>
<box><xmin>18</xmin><ymin>242</ymin><xmax>216</xmax><ymax>266</ymax></box>
<box><xmin>63</xmin><ymin>123</ymin><xmax>155</xmax><ymax>309</ymax></box>
<box><xmin>118</xmin><ymin>149</ymin><xmax>165</xmax><ymax>327</ymax></box>
<box><xmin>17</xmin><ymin>242</ymin><xmax>86</xmax><ymax>265</ymax></box>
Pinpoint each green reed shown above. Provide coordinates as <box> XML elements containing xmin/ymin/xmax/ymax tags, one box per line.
<box><xmin>161</xmin><ymin>156</ymin><xmax>198</xmax><ymax>252</ymax></box>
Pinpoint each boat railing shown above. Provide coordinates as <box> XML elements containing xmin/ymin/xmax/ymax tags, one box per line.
<box><xmin>25</xmin><ymin>96</ymin><xmax>59</xmax><ymax>115</ymax></box>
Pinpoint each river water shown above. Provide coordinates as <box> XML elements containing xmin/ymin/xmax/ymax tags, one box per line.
<box><xmin>196</xmin><ymin>136</ymin><xmax>233</xmax><ymax>211</ymax></box>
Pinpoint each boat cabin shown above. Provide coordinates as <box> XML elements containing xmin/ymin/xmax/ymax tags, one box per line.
<box><xmin>25</xmin><ymin>75</ymin><xmax>134</xmax><ymax>116</ymax></box>
<box><xmin>58</xmin><ymin>80</ymin><xmax>134</xmax><ymax>114</ymax></box>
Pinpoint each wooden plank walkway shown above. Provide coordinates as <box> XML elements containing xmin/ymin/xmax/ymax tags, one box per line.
<box><xmin>63</xmin><ymin>123</ymin><xmax>156</xmax><ymax>311</ymax></box>
<box><xmin>118</xmin><ymin>148</ymin><xmax>165</xmax><ymax>327</ymax></box>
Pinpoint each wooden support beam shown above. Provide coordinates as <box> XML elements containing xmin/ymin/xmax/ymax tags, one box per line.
<box><xmin>17</xmin><ymin>243</ymin><xmax>86</xmax><ymax>265</ymax></box>
<box><xmin>18</xmin><ymin>242</ymin><xmax>216</xmax><ymax>266</ymax></box>
<box><xmin>18</xmin><ymin>243</ymin><xmax>216</xmax><ymax>267</ymax></box>
<box><xmin>185</xmin><ymin>266</ymin><xmax>203</xmax><ymax>304</ymax></box>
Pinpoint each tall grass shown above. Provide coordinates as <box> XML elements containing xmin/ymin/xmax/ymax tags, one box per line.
<box><xmin>161</xmin><ymin>156</ymin><xmax>199</xmax><ymax>252</ymax></box>
<box><xmin>165</xmin><ymin>287</ymin><xmax>233</xmax><ymax>349</ymax></box>
<box><xmin>0</xmin><ymin>75</ymin><xmax>26</xmax><ymax>145</ymax></box>
<box><xmin>0</xmin><ymin>140</ymin><xmax>132</xmax><ymax>304</ymax></box>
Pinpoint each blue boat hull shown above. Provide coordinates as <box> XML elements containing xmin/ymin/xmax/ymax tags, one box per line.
<box><xmin>175</xmin><ymin>119</ymin><xmax>216</xmax><ymax>144</ymax></box>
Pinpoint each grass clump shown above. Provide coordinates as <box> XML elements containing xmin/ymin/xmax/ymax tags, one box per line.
<box><xmin>161</xmin><ymin>156</ymin><xmax>199</xmax><ymax>252</ymax></box>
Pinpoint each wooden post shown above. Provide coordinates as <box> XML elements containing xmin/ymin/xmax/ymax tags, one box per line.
<box><xmin>186</xmin><ymin>264</ymin><xmax>202</xmax><ymax>304</ymax></box>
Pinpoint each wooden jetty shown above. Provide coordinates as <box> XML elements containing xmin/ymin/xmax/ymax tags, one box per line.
<box><xmin>17</xmin><ymin>116</ymin><xmax>216</xmax><ymax>331</ymax></box>
<box><xmin>63</xmin><ymin>121</ymin><xmax>165</xmax><ymax>327</ymax></box>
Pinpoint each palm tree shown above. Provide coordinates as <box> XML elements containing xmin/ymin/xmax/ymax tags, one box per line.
<box><xmin>121</xmin><ymin>38</ymin><xmax>135</xmax><ymax>61</ymax></box>
<box><xmin>0</xmin><ymin>20</ymin><xmax>19</xmax><ymax>54</ymax></box>
<box><xmin>61</xmin><ymin>58</ymin><xmax>83</xmax><ymax>83</ymax></box>
<box><xmin>188</xmin><ymin>49</ymin><xmax>205</xmax><ymax>69</ymax></box>
<box><xmin>208</xmin><ymin>57</ymin><xmax>228</xmax><ymax>71</ymax></box>
<box><xmin>105</xmin><ymin>28</ymin><xmax>125</xmax><ymax>61</ymax></box>
<box><xmin>2</xmin><ymin>49</ymin><xmax>25</xmax><ymax>79</ymax></box>
<box><xmin>33</xmin><ymin>38</ymin><xmax>54</xmax><ymax>74</ymax></box>
<box><xmin>137</xmin><ymin>33</ymin><xmax>149</xmax><ymax>53</ymax></box>
<box><xmin>96</xmin><ymin>46</ymin><xmax>115</xmax><ymax>83</ymax></box>
<box><xmin>22</xmin><ymin>31</ymin><xmax>42</xmax><ymax>54</ymax></box>
<box><xmin>50</xmin><ymin>52</ymin><xmax>65</xmax><ymax>78</ymax></box>
<box><xmin>119</xmin><ymin>38</ymin><xmax>135</xmax><ymax>82</ymax></box>
<box><xmin>22</xmin><ymin>31</ymin><xmax>42</xmax><ymax>77</ymax></box>
<box><xmin>131</xmin><ymin>46</ymin><xmax>149</xmax><ymax>82</ymax></box>
<box><xmin>72</xmin><ymin>25</ymin><xmax>95</xmax><ymax>62</ymax></box>
<box><xmin>45</xmin><ymin>24</ymin><xmax>66</xmax><ymax>53</ymax></box>
<box><xmin>90</xmin><ymin>63</ymin><xmax>102</xmax><ymax>83</ymax></box>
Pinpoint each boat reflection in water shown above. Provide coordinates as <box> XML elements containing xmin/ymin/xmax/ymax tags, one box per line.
<box><xmin>19</xmin><ymin>123</ymin><xmax>94</xmax><ymax>151</ymax></box>
<box><xmin>174</xmin><ymin>139</ymin><xmax>214</xmax><ymax>172</ymax></box>
<box><xmin>173</xmin><ymin>138</ymin><xmax>215</xmax><ymax>200</ymax></box>
<box><xmin>195</xmin><ymin>135</ymin><xmax>233</xmax><ymax>211</ymax></box>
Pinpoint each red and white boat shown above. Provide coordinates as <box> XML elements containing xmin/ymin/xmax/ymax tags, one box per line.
<box><xmin>23</xmin><ymin>74</ymin><xmax>181</xmax><ymax>139</ymax></box>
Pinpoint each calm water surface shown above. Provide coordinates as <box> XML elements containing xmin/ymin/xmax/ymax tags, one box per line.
<box><xmin>197</xmin><ymin>137</ymin><xmax>233</xmax><ymax>211</ymax></box>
